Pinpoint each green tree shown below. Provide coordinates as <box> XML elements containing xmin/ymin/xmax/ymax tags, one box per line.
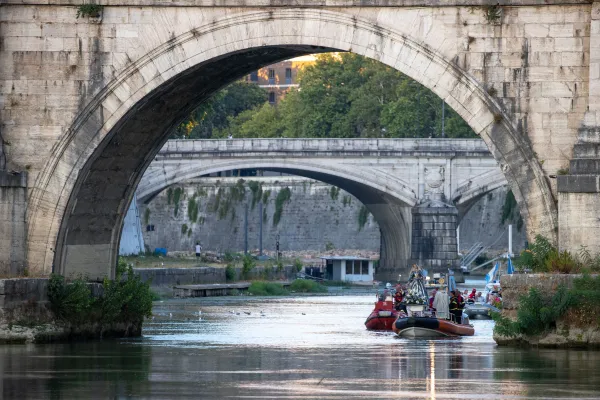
<box><xmin>223</xmin><ymin>53</ymin><xmax>476</xmax><ymax>139</ymax></box>
<box><xmin>173</xmin><ymin>81</ymin><xmax>267</xmax><ymax>139</ymax></box>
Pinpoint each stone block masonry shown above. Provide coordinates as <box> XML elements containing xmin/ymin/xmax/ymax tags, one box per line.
<box><xmin>140</xmin><ymin>177</ymin><xmax>380</xmax><ymax>255</ymax></box>
<box><xmin>0</xmin><ymin>171</ymin><xmax>27</xmax><ymax>276</ymax></box>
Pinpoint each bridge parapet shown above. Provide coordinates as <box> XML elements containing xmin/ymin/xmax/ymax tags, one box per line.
<box><xmin>158</xmin><ymin>138</ymin><xmax>491</xmax><ymax>157</ymax></box>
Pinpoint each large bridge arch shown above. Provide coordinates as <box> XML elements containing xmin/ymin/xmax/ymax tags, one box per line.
<box><xmin>27</xmin><ymin>9</ymin><xmax>555</xmax><ymax>279</ymax></box>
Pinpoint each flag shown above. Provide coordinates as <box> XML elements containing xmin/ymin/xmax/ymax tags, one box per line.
<box><xmin>507</xmin><ymin>256</ymin><xmax>514</xmax><ymax>275</ymax></box>
<box><xmin>485</xmin><ymin>262</ymin><xmax>499</xmax><ymax>284</ymax></box>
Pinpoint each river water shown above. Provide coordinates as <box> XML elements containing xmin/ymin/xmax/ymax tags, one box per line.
<box><xmin>2</xmin><ymin>294</ymin><xmax>600</xmax><ymax>399</ymax></box>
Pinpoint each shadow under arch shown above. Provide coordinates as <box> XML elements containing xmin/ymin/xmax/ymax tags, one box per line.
<box><xmin>26</xmin><ymin>9</ymin><xmax>556</xmax><ymax>279</ymax></box>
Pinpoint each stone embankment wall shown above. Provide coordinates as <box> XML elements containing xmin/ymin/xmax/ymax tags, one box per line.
<box><xmin>135</xmin><ymin>265</ymin><xmax>297</xmax><ymax>286</ymax></box>
<box><xmin>495</xmin><ymin>274</ymin><xmax>600</xmax><ymax>348</ymax></box>
<box><xmin>140</xmin><ymin>177</ymin><xmax>380</xmax><ymax>254</ymax></box>
<box><xmin>139</xmin><ymin>177</ymin><xmax>525</xmax><ymax>256</ymax></box>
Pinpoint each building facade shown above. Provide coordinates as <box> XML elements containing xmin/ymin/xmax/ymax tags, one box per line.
<box><xmin>246</xmin><ymin>55</ymin><xmax>316</xmax><ymax>104</ymax></box>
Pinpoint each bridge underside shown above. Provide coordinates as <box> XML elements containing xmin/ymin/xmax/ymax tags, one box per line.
<box><xmin>56</xmin><ymin>46</ymin><xmax>336</xmax><ymax>280</ymax></box>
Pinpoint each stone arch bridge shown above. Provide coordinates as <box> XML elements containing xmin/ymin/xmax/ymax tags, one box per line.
<box><xmin>137</xmin><ymin>138</ymin><xmax>507</xmax><ymax>280</ymax></box>
<box><xmin>1</xmin><ymin>1</ymin><xmax>599</xmax><ymax>279</ymax></box>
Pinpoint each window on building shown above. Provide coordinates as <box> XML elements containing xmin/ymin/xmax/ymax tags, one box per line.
<box><xmin>268</xmin><ymin>69</ymin><xmax>275</xmax><ymax>84</ymax></box>
<box><xmin>345</xmin><ymin>261</ymin><xmax>352</xmax><ymax>275</ymax></box>
<box><xmin>268</xmin><ymin>92</ymin><xmax>276</xmax><ymax>104</ymax></box>
<box><xmin>354</xmin><ymin>260</ymin><xmax>361</xmax><ymax>275</ymax></box>
<box><xmin>361</xmin><ymin>260</ymin><xmax>369</xmax><ymax>275</ymax></box>
<box><xmin>250</xmin><ymin>71</ymin><xmax>258</xmax><ymax>82</ymax></box>
<box><xmin>285</xmin><ymin>68</ymin><xmax>292</xmax><ymax>84</ymax></box>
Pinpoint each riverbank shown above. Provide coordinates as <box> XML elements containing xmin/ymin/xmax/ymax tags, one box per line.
<box><xmin>494</xmin><ymin>274</ymin><xmax>600</xmax><ymax>348</ymax></box>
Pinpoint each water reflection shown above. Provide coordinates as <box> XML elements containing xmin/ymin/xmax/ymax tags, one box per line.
<box><xmin>1</xmin><ymin>295</ymin><xmax>600</xmax><ymax>399</ymax></box>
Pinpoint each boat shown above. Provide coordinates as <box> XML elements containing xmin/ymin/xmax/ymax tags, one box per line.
<box><xmin>464</xmin><ymin>302</ymin><xmax>500</xmax><ymax>320</ymax></box>
<box><xmin>365</xmin><ymin>296</ymin><xmax>402</xmax><ymax>331</ymax></box>
<box><xmin>393</xmin><ymin>315</ymin><xmax>475</xmax><ymax>338</ymax></box>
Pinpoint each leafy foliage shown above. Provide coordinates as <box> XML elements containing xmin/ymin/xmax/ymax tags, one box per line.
<box><xmin>247</xmin><ymin>281</ymin><xmax>289</xmax><ymax>296</ymax></box>
<box><xmin>290</xmin><ymin>280</ymin><xmax>327</xmax><ymax>293</ymax></box>
<box><xmin>493</xmin><ymin>286</ymin><xmax>574</xmax><ymax>337</ymax></box>
<box><xmin>515</xmin><ymin>235</ymin><xmax>556</xmax><ymax>272</ymax></box>
<box><xmin>225</xmin><ymin>264</ymin><xmax>236</xmax><ymax>282</ymax></box>
<box><xmin>329</xmin><ymin>186</ymin><xmax>340</xmax><ymax>200</ymax></box>
<box><xmin>173</xmin><ymin>187</ymin><xmax>183</xmax><ymax>216</ymax></box>
<box><xmin>242</xmin><ymin>254</ymin><xmax>256</xmax><ymax>278</ymax></box>
<box><xmin>545</xmin><ymin>250</ymin><xmax>580</xmax><ymax>274</ymax></box>
<box><xmin>293</xmin><ymin>258</ymin><xmax>303</xmax><ymax>273</ymax></box>
<box><xmin>273</xmin><ymin>187</ymin><xmax>292</xmax><ymax>226</ymax></box>
<box><xmin>173</xmin><ymin>81</ymin><xmax>267</xmax><ymax>138</ymax></box>
<box><xmin>144</xmin><ymin>208</ymin><xmax>150</xmax><ymax>225</ymax></box>
<box><xmin>187</xmin><ymin>198</ymin><xmax>199</xmax><ymax>223</ymax></box>
<box><xmin>176</xmin><ymin>53</ymin><xmax>476</xmax><ymax>140</ymax></box>
<box><xmin>357</xmin><ymin>205</ymin><xmax>370</xmax><ymax>231</ymax></box>
<box><xmin>76</xmin><ymin>3</ymin><xmax>103</xmax><ymax>18</ymax></box>
<box><xmin>47</xmin><ymin>258</ymin><xmax>153</xmax><ymax>327</ymax></box>
<box><xmin>248</xmin><ymin>181</ymin><xmax>263</xmax><ymax>209</ymax></box>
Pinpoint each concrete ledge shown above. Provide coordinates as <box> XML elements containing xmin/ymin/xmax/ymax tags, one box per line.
<box><xmin>0</xmin><ymin>171</ymin><xmax>26</xmax><ymax>188</ymax></box>
<box><xmin>557</xmin><ymin>175</ymin><xmax>600</xmax><ymax>193</ymax></box>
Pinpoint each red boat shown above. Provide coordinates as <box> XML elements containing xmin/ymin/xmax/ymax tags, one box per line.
<box><xmin>364</xmin><ymin>299</ymin><xmax>403</xmax><ymax>331</ymax></box>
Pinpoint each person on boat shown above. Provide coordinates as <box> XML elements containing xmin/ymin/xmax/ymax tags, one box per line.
<box><xmin>433</xmin><ymin>289</ymin><xmax>449</xmax><ymax>319</ymax></box>
<box><xmin>450</xmin><ymin>290</ymin><xmax>465</xmax><ymax>324</ymax></box>
<box><xmin>394</xmin><ymin>285</ymin><xmax>406</xmax><ymax>312</ymax></box>
<box><xmin>467</xmin><ymin>288</ymin><xmax>476</xmax><ymax>304</ymax></box>
<box><xmin>428</xmin><ymin>289</ymin><xmax>437</xmax><ymax>312</ymax></box>
<box><xmin>476</xmin><ymin>291</ymin><xmax>485</xmax><ymax>303</ymax></box>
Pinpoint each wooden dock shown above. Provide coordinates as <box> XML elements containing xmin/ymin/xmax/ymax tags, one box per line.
<box><xmin>173</xmin><ymin>282</ymin><xmax>291</xmax><ymax>297</ymax></box>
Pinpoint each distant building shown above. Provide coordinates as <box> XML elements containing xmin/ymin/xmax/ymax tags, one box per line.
<box><xmin>246</xmin><ymin>55</ymin><xmax>316</xmax><ymax>105</ymax></box>
<box><xmin>321</xmin><ymin>256</ymin><xmax>375</xmax><ymax>282</ymax></box>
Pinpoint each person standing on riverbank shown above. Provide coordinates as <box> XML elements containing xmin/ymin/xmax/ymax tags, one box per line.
<box><xmin>195</xmin><ymin>242</ymin><xmax>202</xmax><ymax>258</ymax></box>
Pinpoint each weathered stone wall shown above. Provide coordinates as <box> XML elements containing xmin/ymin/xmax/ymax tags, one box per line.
<box><xmin>1</xmin><ymin>3</ymin><xmax>586</xmax><ymax>277</ymax></box>
<box><xmin>0</xmin><ymin>171</ymin><xmax>27</xmax><ymax>276</ymax></box>
<box><xmin>140</xmin><ymin>177</ymin><xmax>380</xmax><ymax>254</ymax></box>
<box><xmin>137</xmin><ymin>177</ymin><xmax>525</xmax><ymax>256</ymax></box>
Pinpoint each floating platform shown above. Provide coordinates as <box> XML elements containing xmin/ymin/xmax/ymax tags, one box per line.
<box><xmin>173</xmin><ymin>282</ymin><xmax>291</xmax><ymax>297</ymax></box>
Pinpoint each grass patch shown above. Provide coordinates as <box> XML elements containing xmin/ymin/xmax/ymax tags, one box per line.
<box><xmin>248</xmin><ymin>281</ymin><xmax>289</xmax><ymax>296</ymax></box>
<box><xmin>289</xmin><ymin>280</ymin><xmax>328</xmax><ymax>293</ymax></box>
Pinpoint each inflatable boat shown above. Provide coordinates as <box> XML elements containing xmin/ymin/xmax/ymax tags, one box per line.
<box><xmin>365</xmin><ymin>300</ymin><xmax>402</xmax><ymax>331</ymax></box>
<box><xmin>464</xmin><ymin>302</ymin><xmax>500</xmax><ymax>320</ymax></box>
<box><xmin>392</xmin><ymin>316</ymin><xmax>475</xmax><ymax>338</ymax></box>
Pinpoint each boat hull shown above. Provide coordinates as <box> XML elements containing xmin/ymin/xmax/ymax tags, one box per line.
<box><xmin>365</xmin><ymin>310</ymin><xmax>399</xmax><ymax>331</ymax></box>
<box><xmin>393</xmin><ymin>316</ymin><xmax>475</xmax><ymax>337</ymax></box>
<box><xmin>464</xmin><ymin>303</ymin><xmax>500</xmax><ymax>320</ymax></box>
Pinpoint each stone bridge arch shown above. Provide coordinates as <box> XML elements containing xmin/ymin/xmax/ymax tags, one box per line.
<box><xmin>26</xmin><ymin>9</ymin><xmax>555</xmax><ymax>279</ymax></box>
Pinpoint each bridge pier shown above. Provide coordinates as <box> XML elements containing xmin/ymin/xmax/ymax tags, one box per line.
<box><xmin>410</xmin><ymin>202</ymin><xmax>459</xmax><ymax>276</ymax></box>
<box><xmin>0</xmin><ymin>171</ymin><xmax>27</xmax><ymax>276</ymax></box>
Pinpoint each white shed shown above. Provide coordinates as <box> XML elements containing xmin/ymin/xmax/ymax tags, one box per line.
<box><xmin>321</xmin><ymin>256</ymin><xmax>375</xmax><ymax>282</ymax></box>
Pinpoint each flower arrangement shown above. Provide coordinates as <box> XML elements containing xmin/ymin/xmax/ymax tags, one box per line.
<box><xmin>404</xmin><ymin>288</ymin><xmax>427</xmax><ymax>305</ymax></box>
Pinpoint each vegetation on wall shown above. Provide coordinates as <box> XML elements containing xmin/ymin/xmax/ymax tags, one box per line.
<box><xmin>500</xmin><ymin>189</ymin><xmax>523</xmax><ymax>232</ymax></box>
<box><xmin>76</xmin><ymin>3</ymin><xmax>103</xmax><ymax>19</ymax></box>
<box><xmin>181</xmin><ymin>224</ymin><xmax>188</xmax><ymax>235</ymax></box>
<box><xmin>248</xmin><ymin>180</ymin><xmax>263</xmax><ymax>210</ymax></box>
<box><xmin>47</xmin><ymin>258</ymin><xmax>153</xmax><ymax>327</ymax></box>
<box><xmin>172</xmin><ymin>187</ymin><xmax>183</xmax><ymax>216</ymax></box>
<box><xmin>188</xmin><ymin>198</ymin><xmax>199</xmax><ymax>223</ymax></box>
<box><xmin>357</xmin><ymin>205</ymin><xmax>370</xmax><ymax>231</ymax></box>
<box><xmin>144</xmin><ymin>208</ymin><xmax>150</xmax><ymax>225</ymax></box>
<box><xmin>329</xmin><ymin>186</ymin><xmax>340</xmax><ymax>201</ymax></box>
<box><xmin>493</xmin><ymin>275</ymin><xmax>600</xmax><ymax>338</ymax></box>
<box><xmin>273</xmin><ymin>187</ymin><xmax>292</xmax><ymax>226</ymax></box>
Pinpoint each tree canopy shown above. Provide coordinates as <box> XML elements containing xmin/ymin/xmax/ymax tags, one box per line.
<box><xmin>175</xmin><ymin>53</ymin><xmax>476</xmax><ymax>139</ymax></box>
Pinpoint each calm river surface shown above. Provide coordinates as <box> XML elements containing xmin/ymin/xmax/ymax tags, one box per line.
<box><xmin>2</xmin><ymin>293</ymin><xmax>600</xmax><ymax>399</ymax></box>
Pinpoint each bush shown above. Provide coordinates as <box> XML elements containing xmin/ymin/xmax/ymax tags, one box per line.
<box><xmin>242</xmin><ymin>254</ymin><xmax>256</xmax><ymax>278</ymax></box>
<box><xmin>248</xmin><ymin>282</ymin><xmax>289</xmax><ymax>296</ymax></box>
<box><xmin>225</xmin><ymin>264</ymin><xmax>236</xmax><ymax>282</ymax></box>
<box><xmin>47</xmin><ymin>258</ymin><xmax>153</xmax><ymax>327</ymax></box>
<box><xmin>289</xmin><ymin>280</ymin><xmax>328</xmax><ymax>293</ymax></box>
<box><xmin>545</xmin><ymin>250</ymin><xmax>580</xmax><ymax>274</ymax></box>
<box><xmin>294</xmin><ymin>258</ymin><xmax>303</xmax><ymax>273</ymax></box>
<box><xmin>47</xmin><ymin>275</ymin><xmax>93</xmax><ymax>324</ymax></box>
<box><xmin>493</xmin><ymin>286</ymin><xmax>574</xmax><ymax>337</ymax></box>
<box><xmin>516</xmin><ymin>235</ymin><xmax>556</xmax><ymax>272</ymax></box>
